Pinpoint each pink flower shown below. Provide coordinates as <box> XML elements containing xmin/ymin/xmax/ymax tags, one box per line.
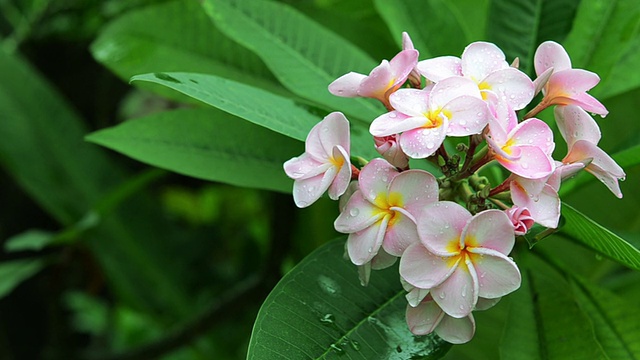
<box><xmin>329</xmin><ymin>49</ymin><xmax>418</xmax><ymax>107</ymax></box>
<box><xmin>555</xmin><ymin>105</ymin><xmax>625</xmax><ymax>197</ymax></box>
<box><xmin>485</xmin><ymin>97</ymin><xmax>555</xmax><ymax>179</ymax></box>
<box><xmin>505</xmin><ymin>206</ymin><xmax>535</xmax><ymax>236</ymax></box>
<box><xmin>533</xmin><ymin>41</ymin><xmax>608</xmax><ymax>117</ymax></box>
<box><xmin>283</xmin><ymin>112</ymin><xmax>351</xmax><ymax>208</ymax></box>
<box><xmin>369</xmin><ymin>77</ymin><xmax>490</xmax><ymax>158</ymax></box>
<box><xmin>402</xmin><ymin>32</ymin><xmax>422</xmax><ymax>88</ymax></box>
<box><xmin>335</xmin><ymin>159</ymin><xmax>438</xmax><ymax>266</ymax></box>
<box><xmin>510</xmin><ymin>175</ymin><xmax>561</xmax><ymax>228</ymax></box>
<box><xmin>417</xmin><ymin>42</ymin><xmax>534</xmax><ymax>110</ymax></box>
<box><xmin>400</xmin><ymin>202</ymin><xmax>520</xmax><ymax>318</ymax></box>
<box><xmin>374</xmin><ymin>135</ymin><xmax>409</xmax><ymax>169</ymax></box>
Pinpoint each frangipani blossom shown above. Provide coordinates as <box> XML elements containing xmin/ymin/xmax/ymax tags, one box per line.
<box><xmin>400</xmin><ymin>202</ymin><xmax>520</xmax><ymax>318</ymax></box>
<box><xmin>486</xmin><ymin>97</ymin><xmax>555</xmax><ymax>179</ymax></box>
<box><xmin>370</xmin><ymin>77</ymin><xmax>490</xmax><ymax>158</ymax></box>
<box><xmin>417</xmin><ymin>42</ymin><xmax>534</xmax><ymax>110</ymax></box>
<box><xmin>335</xmin><ymin>159</ymin><xmax>438</xmax><ymax>266</ymax></box>
<box><xmin>329</xmin><ymin>49</ymin><xmax>418</xmax><ymax>107</ymax></box>
<box><xmin>555</xmin><ymin>105</ymin><xmax>625</xmax><ymax>197</ymax></box>
<box><xmin>534</xmin><ymin>41</ymin><xmax>608</xmax><ymax>117</ymax></box>
<box><xmin>374</xmin><ymin>134</ymin><xmax>409</xmax><ymax>169</ymax></box>
<box><xmin>510</xmin><ymin>175</ymin><xmax>561</xmax><ymax>228</ymax></box>
<box><xmin>283</xmin><ymin>112</ymin><xmax>351</xmax><ymax>208</ymax></box>
<box><xmin>505</xmin><ymin>206</ymin><xmax>535</xmax><ymax>236</ymax></box>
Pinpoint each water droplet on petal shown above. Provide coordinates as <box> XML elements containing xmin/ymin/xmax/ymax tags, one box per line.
<box><xmin>349</xmin><ymin>208</ymin><xmax>360</xmax><ymax>217</ymax></box>
<box><xmin>438</xmin><ymin>292</ymin><xmax>446</xmax><ymax>299</ymax></box>
<box><xmin>522</xmin><ymin>163</ymin><xmax>529</xmax><ymax>169</ymax></box>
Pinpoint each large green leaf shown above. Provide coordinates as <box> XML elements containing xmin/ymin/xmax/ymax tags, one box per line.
<box><xmin>131</xmin><ymin>72</ymin><xmax>377</xmax><ymax>159</ymax></box>
<box><xmin>86</xmin><ymin>108</ymin><xmax>302</xmax><ymax>193</ymax></box>
<box><xmin>202</xmin><ymin>0</ymin><xmax>384</xmax><ymax>122</ymax></box>
<box><xmin>559</xmin><ymin>203</ymin><xmax>640</xmax><ymax>271</ymax></box>
<box><xmin>486</xmin><ymin>0</ymin><xmax>579</xmax><ymax>73</ymax></box>
<box><xmin>563</xmin><ymin>0</ymin><xmax>640</xmax><ymax>99</ymax></box>
<box><xmin>91</xmin><ymin>0</ymin><xmax>289</xmax><ymax>97</ymax></box>
<box><xmin>374</xmin><ymin>0</ymin><xmax>487</xmax><ymax>58</ymax></box>
<box><xmin>248</xmin><ymin>239</ymin><xmax>452</xmax><ymax>360</ymax></box>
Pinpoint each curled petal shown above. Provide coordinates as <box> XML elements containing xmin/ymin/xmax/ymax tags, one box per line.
<box><xmin>305</xmin><ymin>112</ymin><xmax>350</xmax><ymax>160</ymax></box>
<box><xmin>461</xmin><ymin>42</ymin><xmax>509</xmax><ymax>81</ymax></box>
<box><xmin>462</xmin><ymin>210</ymin><xmax>515</xmax><ymax>255</ymax></box>
<box><xmin>417</xmin><ymin>201</ymin><xmax>471</xmax><ymax>256</ymax></box>
<box><xmin>564</xmin><ymin>140</ymin><xmax>626</xmax><ymax>198</ymax></box>
<box><xmin>505</xmin><ymin>206</ymin><xmax>535</xmax><ymax>236</ymax></box>
<box><xmin>497</xmin><ymin>145</ymin><xmax>555</xmax><ymax>179</ymax></box>
<box><xmin>334</xmin><ymin>191</ymin><xmax>385</xmax><ymax>233</ymax></box>
<box><xmin>291</xmin><ymin>165</ymin><xmax>336</xmax><ymax>208</ymax></box>
<box><xmin>406</xmin><ymin>299</ymin><xmax>444</xmax><ymax>335</ymax></box>
<box><xmin>534</xmin><ymin>41</ymin><xmax>572</xmax><ymax>75</ymax></box>
<box><xmin>369</xmin><ymin>111</ymin><xmax>417</xmax><ymax>137</ymax></box>
<box><xmin>405</xmin><ymin>287</ymin><xmax>431</xmax><ymax>308</ymax></box>
<box><xmin>435</xmin><ymin>311</ymin><xmax>475</xmax><ymax>344</ymax></box>
<box><xmin>400</xmin><ymin>243</ymin><xmax>457</xmax><ymax>289</ymax></box>
<box><xmin>533</xmin><ymin>67</ymin><xmax>554</xmax><ymax>96</ymax></box>
<box><xmin>431</xmin><ymin>257</ymin><xmax>478</xmax><ymax>318</ymax></box>
<box><xmin>399</xmin><ymin>124</ymin><xmax>448</xmax><ymax>159</ymax></box>
<box><xmin>283</xmin><ymin>153</ymin><xmax>328</xmax><ymax>180</ymax></box>
<box><xmin>328</xmin><ymin>72</ymin><xmax>366</xmax><ymax>97</ymax></box>
<box><xmin>417</xmin><ymin>56</ymin><xmax>463</xmax><ymax>82</ymax></box>
<box><xmin>347</xmin><ymin>215</ymin><xmax>390</xmax><ymax>265</ymax></box>
<box><xmin>555</xmin><ymin>105</ymin><xmax>601</xmax><ymax>148</ymax></box>
<box><xmin>468</xmin><ymin>249</ymin><xmax>521</xmax><ymax>298</ymax></box>
<box><xmin>327</xmin><ymin>146</ymin><xmax>351</xmax><ymax>200</ymax></box>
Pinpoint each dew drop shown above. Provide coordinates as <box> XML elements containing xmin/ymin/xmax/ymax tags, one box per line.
<box><xmin>349</xmin><ymin>208</ymin><xmax>360</xmax><ymax>217</ymax></box>
<box><xmin>476</xmin><ymin>111</ymin><xmax>484</xmax><ymax>117</ymax></box>
<box><xmin>427</xmin><ymin>142</ymin><xmax>435</xmax><ymax>149</ymax></box>
<box><xmin>459</xmin><ymin>305</ymin><xmax>465</xmax><ymax>310</ymax></box>
<box><xmin>350</xmin><ymin>340</ymin><xmax>361</xmax><ymax>351</ymax></box>
<box><xmin>522</xmin><ymin>163</ymin><xmax>529</xmax><ymax>169</ymax></box>
<box><xmin>320</xmin><ymin>313</ymin><xmax>335</xmax><ymax>325</ymax></box>
<box><xmin>460</xmin><ymin>119</ymin><xmax>467</xmax><ymax>126</ymax></box>
<box><xmin>367</xmin><ymin>246</ymin><xmax>373</xmax><ymax>253</ymax></box>
<box><xmin>330</xmin><ymin>344</ymin><xmax>344</xmax><ymax>354</ymax></box>
<box><xmin>438</xmin><ymin>292</ymin><xmax>446</xmax><ymax>299</ymax></box>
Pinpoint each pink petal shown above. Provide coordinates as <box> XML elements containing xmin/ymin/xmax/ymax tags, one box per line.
<box><xmin>347</xmin><ymin>215</ymin><xmax>390</xmax><ymax>265</ymax></box>
<box><xmin>406</xmin><ymin>299</ymin><xmax>444</xmax><ymax>335</ymax></box>
<box><xmin>461</xmin><ymin>210</ymin><xmax>515</xmax><ymax>255</ymax></box>
<box><xmin>389</xmin><ymin>49</ymin><xmax>419</xmax><ymax>83</ymax></box>
<box><xmin>399</xmin><ymin>124</ymin><xmax>448</xmax><ymax>159</ymax></box>
<box><xmin>444</xmin><ymin>96</ymin><xmax>489</xmax><ymax>136</ymax></box>
<box><xmin>430</xmin><ymin>77</ymin><xmax>482</xmax><ymax>107</ymax></box>
<box><xmin>509</xmin><ymin>118</ymin><xmax>555</xmax><ymax>155</ymax></box>
<box><xmin>468</xmin><ymin>249</ymin><xmax>521</xmax><ymax>298</ymax></box>
<box><xmin>533</xmin><ymin>67</ymin><xmax>554</xmax><ymax>96</ymax></box>
<box><xmin>482</xmin><ymin>68</ymin><xmax>534</xmax><ymax>110</ymax></box>
<box><xmin>431</xmin><ymin>257</ymin><xmax>478</xmax><ymax>318</ymax></box>
<box><xmin>291</xmin><ymin>165</ymin><xmax>336</xmax><ymax>208</ymax></box>
<box><xmin>565</xmin><ymin>140</ymin><xmax>626</xmax><ymax>198</ymax></box>
<box><xmin>461</xmin><ymin>42</ymin><xmax>509</xmax><ymax>81</ymax></box>
<box><xmin>417</xmin><ymin>201</ymin><xmax>470</xmax><ymax>256</ymax></box>
<box><xmin>416</xmin><ymin>56</ymin><xmax>463</xmax><ymax>82</ymax></box>
<box><xmin>548</xmin><ymin>68</ymin><xmax>600</xmax><ymax>94</ymax></box>
<box><xmin>402</xmin><ymin>32</ymin><xmax>415</xmax><ymax>51</ymax></box>
<box><xmin>357</xmin><ymin>159</ymin><xmax>398</xmax><ymax>202</ymax></box>
<box><xmin>369</xmin><ymin>111</ymin><xmax>419</xmax><ymax>137</ymax></box>
<box><xmin>400</xmin><ymin>243</ymin><xmax>457</xmax><ymax>289</ymax></box>
<box><xmin>405</xmin><ymin>287</ymin><xmax>431</xmax><ymax>308</ymax></box>
<box><xmin>534</xmin><ymin>41</ymin><xmax>572</xmax><ymax>75</ymax></box>
<box><xmin>382</xmin><ymin>209</ymin><xmax>420</xmax><ymax>256</ymax></box>
<box><xmin>497</xmin><ymin>145</ymin><xmax>555</xmax><ymax>179</ymax></box>
<box><xmin>436</xmin><ymin>312</ymin><xmax>475</xmax><ymax>344</ymax></box>
<box><xmin>334</xmin><ymin>191</ymin><xmax>384</xmax><ymax>233</ymax></box>
<box><xmin>389</xmin><ymin>170</ymin><xmax>439</xmax><ymax>217</ymax></box>
<box><xmin>328</xmin><ymin>72</ymin><xmax>366</xmax><ymax>97</ymax></box>
<box><xmin>371</xmin><ymin>247</ymin><xmax>397</xmax><ymax>270</ymax></box>
<box><xmin>556</xmin><ymin>91</ymin><xmax>609</xmax><ymax>117</ymax></box>
<box><xmin>359</xmin><ymin>60</ymin><xmax>394</xmax><ymax>99</ymax></box>
<box><xmin>320</xmin><ymin>112</ymin><xmax>350</xmax><ymax>154</ymax></box>
<box><xmin>511</xmin><ymin>182</ymin><xmax>561</xmax><ymax>228</ymax></box>
<box><xmin>283</xmin><ymin>153</ymin><xmax>328</xmax><ymax>180</ymax></box>
<box><xmin>512</xmin><ymin>175</ymin><xmax>548</xmax><ymax>198</ymax></box>
<box><xmin>327</xmin><ymin>146</ymin><xmax>351</xmax><ymax>200</ymax></box>
<box><xmin>389</xmin><ymin>88</ymin><xmax>431</xmax><ymax>117</ymax></box>
<box><xmin>475</xmin><ymin>297</ymin><xmax>501</xmax><ymax>311</ymax></box>
<box><xmin>555</xmin><ymin>105</ymin><xmax>601</xmax><ymax>148</ymax></box>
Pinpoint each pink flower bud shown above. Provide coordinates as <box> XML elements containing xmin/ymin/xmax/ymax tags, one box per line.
<box><xmin>374</xmin><ymin>135</ymin><xmax>409</xmax><ymax>169</ymax></box>
<box><xmin>505</xmin><ymin>206</ymin><xmax>535</xmax><ymax>236</ymax></box>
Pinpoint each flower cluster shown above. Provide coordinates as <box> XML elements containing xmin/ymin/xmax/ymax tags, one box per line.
<box><xmin>284</xmin><ymin>34</ymin><xmax>625</xmax><ymax>344</ymax></box>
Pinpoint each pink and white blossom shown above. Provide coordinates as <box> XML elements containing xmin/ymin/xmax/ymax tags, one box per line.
<box><xmin>555</xmin><ymin>105</ymin><xmax>625</xmax><ymax>197</ymax></box>
<box><xmin>534</xmin><ymin>41</ymin><xmax>608</xmax><ymax>117</ymax></box>
<box><xmin>505</xmin><ymin>206</ymin><xmax>535</xmax><ymax>236</ymax></box>
<box><xmin>400</xmin><ymin>202</ymin><xmax>520</xmax><ymax>318</ymax></box>
<box><xmin>374</xmin><ymin>135</ymin><xmax>410</xmax><ymax>169</ymax></box>
<box><xmin>329</xmin><ymin>49</ymin><xmax>418</xmax><ymax>107</ymax></box>
<box><xmin>510</xmin><ymin>175</ymin><xmax>561</xmax><ymax>228</ymax></box>
<box><xmin>417</xmin><ymin>42</ymin><xmax>534</xmax><ymax>110</ymax></box>
<box><xmin>283</xmin><ymin>112</ymin><xmax>351</xmax><ymax>208</ymax></box>
<box><xmin>335</xmin><ymin>159</ymin><xmax>438</xmax><ymax>266</ymax></box>
<box><xmin>370</xmin><ymin>77</ymin><xmax>490</xmax><ymax>158</ymax></box>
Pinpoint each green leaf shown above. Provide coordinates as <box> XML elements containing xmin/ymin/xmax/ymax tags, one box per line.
<box><xmin>91</xmin><ymin>0</ymin><xmax>289</xmax><ymax>97</ymax></box>
<box><xmin>374</xmin><ymin>0</ymin><xmax>487</xmax><ymax>58</ymax></box>
<box><xmin>4</xmin><ymin>230</ymin><xmax>55</xmax><ymax>252</ymax></box>
<box><xmin>248</xmin><ymin>239</ymin><xmax>452</xmax><ymax>360</ymax></box>
<box><xmin>0</xmin><ymin>260</ymin><xmax>45</xmax><ymax>299</ymax></box>
<box><xmin>563</xmin><ymin>0</ymin><xmax>640</xmax><ymax>99</ymax></box>
<box><xmin>202</xmin><ymin>0</ymin><xmax>384</xmax><ymax>121</ymax></box>
<box><xmin>130</xmin><ymin>72</ymin><xmax>377</xmax><ymax>159</ymax></box>
<box><xmin>559</xmin><ymin>203</ymin><xmax>640</xmax><ymax>271</ymax></box>
<box><xmin>86</xmin><ymin>108</ymin><xmax>303</xmax><ymax>193</ymax></box>
<box><xmin>487</xmin><ymin>0</ymin><xmax>579</xmax><ymax>73</ymax></box>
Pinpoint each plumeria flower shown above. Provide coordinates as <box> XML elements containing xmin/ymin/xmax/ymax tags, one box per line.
<box><xmin>374</xmin><ymin>135</ymin><xmax>409</xmax><ymax>169</ymax></box>
<box><xmin>283</xmin><ymin>112</ymin><xmax>351</xmax><ymax>208</ymax></box>
<box><xmin>417</xmin><ymin>41</ymin><xmax>534</xmax><ymax>110</ymax></box>
<box><xmin>555</xmin><ymin>105</ymin><xmax>625</xmax><ymax>197</ymax></box>
<box><xmin>485</xmin><ymin>96</ymin><xmax>555</xmax><ymax>179</ymax></box>
<box><xmin>510</xmin><ymin>175</ymin><xmax>561</xmax><ymax>228</ymax></box>
<box><xmin>533</xmin><ymin>41</ymin><xmax>608</xmax><ymax>117</ymax></box>
<box><xmin>335</xmin><ymin>159</ymin><xmax>439</xmax><ymax>266</ymax></box>
<box><xmin>370</xmin><ymin>77</ymin><xmax>490</xmax><ymax>158</ymax></box>
<box><xmin>400</xmin><ymin>202</ymin><xmax>520</xmax><ymax>318</ymax></box>
<box><xmin>329</xmin><ymin>48</ymin><xmax>418</xmax><ymax>108</ymax></box>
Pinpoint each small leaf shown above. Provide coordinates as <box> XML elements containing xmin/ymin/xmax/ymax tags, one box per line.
<box><xmin>4</xmin><ymin>230</ymin><xmax>55</xmax><ymax>252</ymax></box>
<box><xmin>248</xmin><ymin>239</ymin><xmax>452</xmax><ymax>360</ymax></box>
<box><xmin>0</xmin><ymin>260</ymin><xmax>45</xmax><ymax>299</ymax></box>
<box><xmin>87</xmin><ymin>108</ymin><xmax>303</xmax><ymax>193</ymax></box>
<box><xmin>202</xmin><ymin>0</ymin><xmax>384</xmax><ymax>121</ymax></box>
<box><xmin>559</xmin><ymin>203</ymin><xmax>640</xmax><ymax>271</ymax></box>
